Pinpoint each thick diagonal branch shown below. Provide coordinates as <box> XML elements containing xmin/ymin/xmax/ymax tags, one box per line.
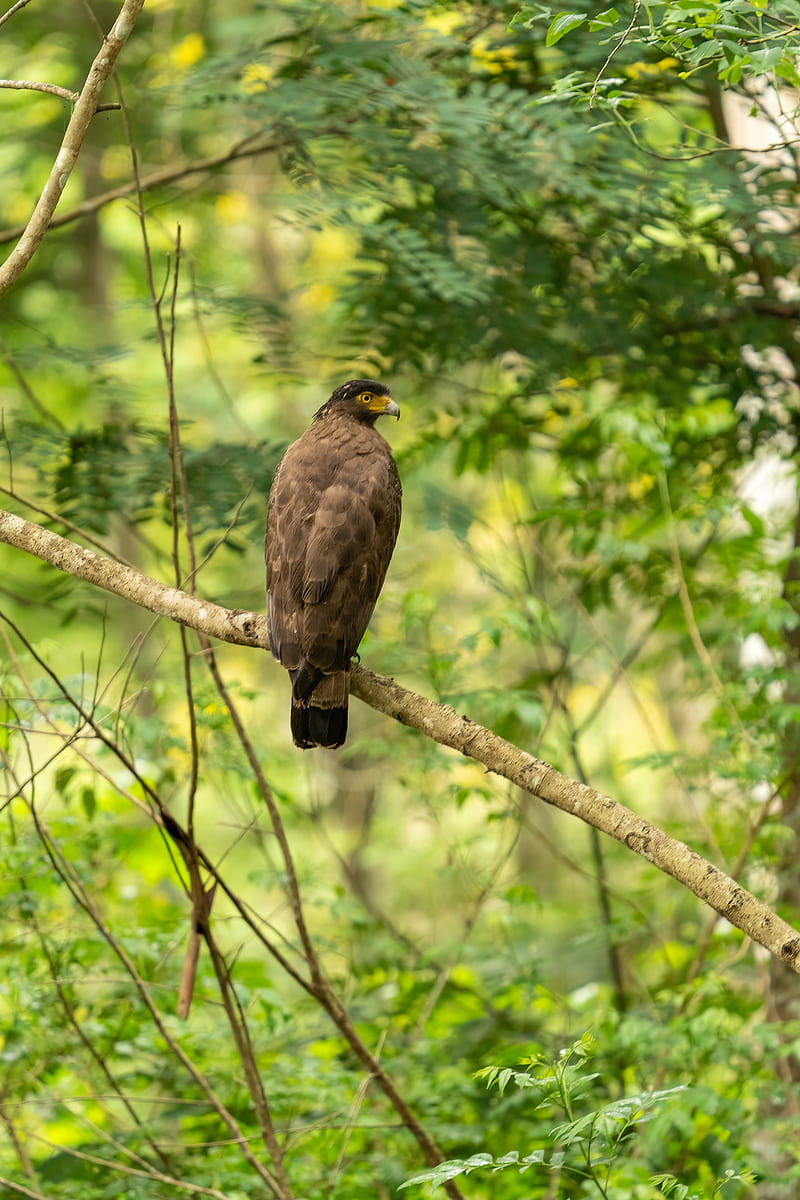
<box><xmin>0</xmin><ymin>506</ymin><xmax>798</xmax><ymax>973</ymax></box>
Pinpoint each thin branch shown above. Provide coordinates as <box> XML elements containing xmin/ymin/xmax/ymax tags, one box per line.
<box><xmin>0</xmin><ymin>1177</ymin><xmax>55</xmax><ymax>1200</ymax></box>
<box><xmin>659</xmin><ymin>473</ymin><xmax>754</xmax><ymax>749</ymax></box>
<box><xmin>331</xmin><ymin>1030</ymin><xmax>387</xmax><ymax>1188</ymax></box>
<box><xmin>25</xmin><ymin>1130</ymin><xmax>229</xmax><ymax>1200</ymax></box>
<box><xmin>0</xmin><ymin>0</ymin><xmax>33</xmax><ymax>31</ymax></box>
<box><xmin>200</xmin><ymin>920</ymin><xmax>294</xmax><ymax>1197</ymax></box>
<box><xmin>0</xmin><ymin>116</ymin><xmax>365</xmax><ymax>250</ymax></box>
<box><xmin>0</xmin><ymin>1098</ymin><xmax>34</xmax><ymax>1179</ymax></box>
<box><xmin>0</xmin><ymin>134</ymin><xmax>290</xmax><ymax>248</ymax></box>
<box><xmin>124</xmin><ymin>102</ymin><xmax>204</xmax><ymax>998</ymax></box>
<box><xmin>0</xmin><ymin>507</ymin><xmax>799</xmax><ymax>973</ymax></box>
<box><xmin>0</xmin><ymin>79</ymin><xmax>119</xmax><ymax>110</ymax></box>
<box><xmin>589</xmin><ymin>0</ymin><xmax>642</xmax><ymax>108</ymax></box>
<box><xmin>28</xmin><ymin>806</ymin><xmax>287</xmax><ymax>1199</ymax></box>
<box><xmin>0</xmin><ymin>0</ymin><xmax>145</xmax><ymax>295</ymax></box>
<box><xmin>0</xmin><ymin>335</ymin><xmax>65</xmax><ymax>428</ymax></box>
<box><xmin>3</xmin><ymin>608</ymin><xmax>461</xmax><ymax>1197</ymax></box>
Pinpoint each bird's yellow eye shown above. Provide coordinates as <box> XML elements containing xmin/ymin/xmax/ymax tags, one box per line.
<box><xmin>358</xmin><ymin>391</ymin><xmax>373</xmax><ymax>404</ymax></box>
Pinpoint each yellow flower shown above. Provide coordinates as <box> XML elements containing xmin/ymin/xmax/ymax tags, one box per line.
<box><xmin>627</xmin><ymin>474</ymin><xmax>655</xmax><ymax>501</ymax></box>
<box><xmin>241</xmin><ymin>62</ymin><xmax>274</xmax><ymax>93</ymax></box>
<box><xmin>171</xmin><ymin>33</ymin><xmax>205</xmax><ymax>71</ymax></box>
<box><xmin>625</xmin><ymin>57</ymin><xmax>678</xmax><ymax>79</ymax></box>
<box><xmin>306</xmin><ymin>227</ymin><xmax>357</xmax><ymax>268</ymax></box>
<box><xmin>422</xmin><ymin>10</ymin><xmax>464</xmax><ymax>36</ymax></box>
<box><xmin>297</xmin><ymin>283</ymin><xmax>336</xmax><ymax>313</ymax></box>
<box><xmin>215</xmin><ymin>192</ymin><xmax>250</xmax><ymax>223</ymax></box>
<box><xmin>471</xmin><ymin>37</ymin><xmax>519</xmax><ymax>74</ymax></box>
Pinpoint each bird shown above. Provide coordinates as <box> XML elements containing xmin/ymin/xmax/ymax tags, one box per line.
<box><xmin>265</xmin><ymin>379</ymin><xmax>402</xmax><ymax>749</ymax></box>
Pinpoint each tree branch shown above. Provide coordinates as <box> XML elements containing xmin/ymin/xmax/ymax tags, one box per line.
<box><xmin>0</xmin><ymin>0</ymin><xmax>33</xmax><ymax>32</ymax></box>
<box><xmin>1</xmin><ymin>506</ymin><xmax>798</xmax><ymax>973</ymax></box>
<box><xmin>0</xmin><ymin>132</ymin><xmax>333</xmax><ymax>250</ymax></box>
<box><xmin>0</xmin><ymin>0</ymin><xmax>145</xmax><ymax>295</ymax></box>
<box><xmin>29</xmin><ymin>806</ymin><xmax>287</xmax><ymax>1199</ymax></box>
<box><xmin>0</xmin><ymin>79</ymin><xmax>119</xmax><ymax>110</ymax></box>
<box><xmin>0</xmin><ymin>510</ymin><xmax>264</xmax><ymax>647</ymax></box>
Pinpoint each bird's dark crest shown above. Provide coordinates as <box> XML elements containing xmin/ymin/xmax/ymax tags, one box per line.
<box><xmin>314</xmin><ymin>378</ymin><xmax>391</xmax><ymax>419</ymax></box>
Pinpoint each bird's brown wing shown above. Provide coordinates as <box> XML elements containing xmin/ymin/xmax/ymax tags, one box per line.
<box><xmin>265</xmin><ymin>438</ymin><xmax>316</xmax><ymax>675</ymax></box>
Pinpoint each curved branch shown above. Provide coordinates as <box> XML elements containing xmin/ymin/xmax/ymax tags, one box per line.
<box><xmin>0</xmin><ymin>505</ymin><xmax>798</xmax><ymax>974</ymax></box>
<box><xmin>0</xmin><ymin>0</ymin><xmax>145</xmax><ymax>296</ymax></box>
<box><xmin>0</xmin><ymin>79</ymin><xmax>119</xmax><ymax>110</ymax></box>
<box><xmin>0</xmin><ymin>135</ymin><xmax>285</xmax><ymax>248</ymax></box>
<box><xmin>0</xmin><ymin>0</ymin><xmax>33</xmax><ymax>31</ymax></box>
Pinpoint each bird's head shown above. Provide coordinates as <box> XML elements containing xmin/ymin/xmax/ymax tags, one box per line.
<box><xmin>315</xmin><ymin>379</ymin><xmax>400</xmax><ymax>424</ymax></box>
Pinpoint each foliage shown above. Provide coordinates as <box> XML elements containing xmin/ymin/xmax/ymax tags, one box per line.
<box><xmin>527</xmin><ymin>0</ymin><xmax>800</xmax><ymax>90</ymax></box>
<box><xmin>1</xmin><ymin>0</ymin><xmax>800</xmax><ymax>1197</ymax></box>
<box><xmin>401</xmin><ymin>1036</ymin><xmax>759</xmax><ymax>1196</ymax></box>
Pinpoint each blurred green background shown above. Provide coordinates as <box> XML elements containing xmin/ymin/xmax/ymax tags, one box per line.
<box><xmin>1</xmin><ymin>1</ymin><xmax>800</xmax><ymax>1196</ymax></box>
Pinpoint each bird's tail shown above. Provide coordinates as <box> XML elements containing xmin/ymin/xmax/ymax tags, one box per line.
<box><xmin>290</xmin><ymin>669</ymin><xmax>349</xmax><ymax>749</ymax></box>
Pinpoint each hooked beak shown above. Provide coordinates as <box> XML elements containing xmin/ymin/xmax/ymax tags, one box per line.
<box><xmin>383</xmin><ymin>398</ymin><xmax>401</xmax><ymax>420</ymax></box>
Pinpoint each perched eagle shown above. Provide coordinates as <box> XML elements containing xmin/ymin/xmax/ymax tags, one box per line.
<box><xmin>266</xmin><ymin>380</ymin><xmax>402</xmax><ymax>749</ymax></box>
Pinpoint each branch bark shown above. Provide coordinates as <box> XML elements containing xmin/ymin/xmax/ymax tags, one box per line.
<box><xmin>0</xmin><ymin>79</ymin><xmax>119</xmax><ymax>110</ymax></box>
<box><xmin>0</xmin><ymin>0</ymin><xmax>145</xmax><ymax>296</ymax></box>
<box><xmin>1</xmin><ymin>506</ymin><xmax>798</xmax><ymax>974</ymax></box>
<box><xmin>0</xmin><ymin>0</ymin><xmax>33</xmax><ymax>31</ymax></box>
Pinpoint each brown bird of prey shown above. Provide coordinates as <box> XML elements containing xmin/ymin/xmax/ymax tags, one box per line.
<box><xmin>266</xmin><ymin>380</ymin><xmax>402</xmax><ymax>748</ymax></box>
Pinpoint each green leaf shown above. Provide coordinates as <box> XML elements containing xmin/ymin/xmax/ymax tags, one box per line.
<box><xmin>80</xmin><ymin>787</ymin><xmax>96</xmax><ymax>820</ymax></box>
<box><xmin>546</xmin><ymin>11</ymin><xmax>587</xmax><ymax>45</ymax></box>
<box><xmin>55</xmin><ymin>765</ymin><xmax>78</xmax><ymax>795</ymax></box>
<box><xmin>589</xmin><ymin>8</ymin><xmax>621</xmax><ymax>30</ymax></box>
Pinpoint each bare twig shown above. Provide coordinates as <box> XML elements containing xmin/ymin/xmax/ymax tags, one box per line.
<box><xmin>589</xmin><ymin>0</ymin><xmax>642</xmax><ymax>108</ymax></box>
<box><xmin>127</xmin><ymin>165</ymin><xmax>207</xmax><ymax>1010</ymax></box>
<box><xmin>0</xmin><ymin>134</ymin><xmax>292</xmax><ymax>248</ymax></box>
<box><xmin>659</xmin><ymin>473</ymin><xmax>753</xmax><ymax>748</ymax></box>
<box><xmin>0</xmin><ymin>0</ymin><xmax>33</xmax><ymax>31</ymax></box>
<box><xmin>0</xmin><ymin>1176</ymin><xmax>55</xmax><ymax>1200</ymax></box>
<box><xmin>200</xmin><ymin>919</ymin><xmax>294</xmax><ymax>1195</ymax></box>
<box><xmin>0</xmin><ymin>78</ymin><xmax>119</xmax><ymax>110</ymax></box>
<box><xmin>0</xmin><ymin>0</ymin><xmax>145</xmax><ymax>295</ymax></box>
<box><xmin>198</xmin><ymin>641</ymin><xmax>465</xmax><ymax>1198</ymax></box>
<box><xmin>3</xmin><ymin>608</ymin><xmax>463</xmax><ymax>1197</ymax></box>
<box><xmin>0</xmin><ymin>1098</ymin><xmax>34</xmax><ymax>1179</ymax></box>
<box><xmin>0</xmin><ymin>335</ymin><xmax>65</xmax><ymax>428</ymax></box>
<box><xmin>330</xmin><ymin>1030</ymin><xmax>387</xmax><ymax>1188</ymax></box>
<box><xmin>25</xmin><ymin>1130</ymin><xmax>228</xmax><ymax>1199</ymax></box>
<box><xmin>28</xmin><ymin>806</ymin><xmax>288</xmax><ymax>1199</ymax></box>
